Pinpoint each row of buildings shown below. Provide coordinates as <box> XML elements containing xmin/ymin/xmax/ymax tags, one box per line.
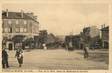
<box><xmin>2</xmin><ymin>9</ymin><xmax>109</xmax><ymax>50</ymax></box>
<box><xmin>65</xmin><ymin>25</ymin><xmax>109</xmax><ymax>49</ymax></box>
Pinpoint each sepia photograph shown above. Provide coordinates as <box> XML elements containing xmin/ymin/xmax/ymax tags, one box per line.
<box><xmin>1</xmin><ymin>0</ymin><xmax>110</xmax><ymax>72</ymax></box>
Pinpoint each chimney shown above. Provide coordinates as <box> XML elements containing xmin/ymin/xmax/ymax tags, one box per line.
<box><xmin>6</xmin><ymin>9</ymin><xmax>8</xmax><ymax>17</ymax></box>
<box><xmin>21</xmin><ymin>10</ymin><xmax>24</xmax><ymax>18</ymax></box>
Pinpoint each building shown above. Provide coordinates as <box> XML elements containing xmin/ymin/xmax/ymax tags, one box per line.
<box><xmin>81</xmin><ymin>26</ymin><xmax>100</xmax><ymax>49</ymax></box>
<box><xmin>101</xmin><ymin>25</ymin><xmax>109</xmax><ymax>49</ymax></box>
<box><xmin>72</xmin><ymin>35</ymin><xmax>81</xmax><ymax>49</ymax></box>
<box><xmin>2</xmin><ymin>9</ymin><xmax>39</xmax><ymax>50</ymax></box>
<box><xmin>65</xmin><ymin>34</ymin><xmax>81</xmax><ymax>50</ymax></box>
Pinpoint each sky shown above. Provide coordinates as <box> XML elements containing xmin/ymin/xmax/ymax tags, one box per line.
<box><xmin>2</xmin><ymin>2</ymin><xmax>109</xmax><ymax>35</ymax></box>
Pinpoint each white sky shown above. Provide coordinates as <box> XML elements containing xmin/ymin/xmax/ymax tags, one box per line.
<box><xmin>2</xmin><ymin>3</ymin><xmax>109</xmax><ymax>35</ymax></box>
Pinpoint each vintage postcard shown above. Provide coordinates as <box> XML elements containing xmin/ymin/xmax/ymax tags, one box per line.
<box><xmin>0</xmin><ymin>0</ymin><xmax>112</xmax><ymax>73</ymax></box>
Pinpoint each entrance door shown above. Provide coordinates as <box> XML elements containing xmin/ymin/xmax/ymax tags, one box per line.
<box><xmin>9</xmin><ymin>43</ymin><xmax>13</xmax><ymax>50</ymax></box>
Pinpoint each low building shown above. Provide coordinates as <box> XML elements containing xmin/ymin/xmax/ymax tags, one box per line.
<box><xmin>65</xmin><ymin>34</ymin><xmax>81</xmax><ymax>50</ymax></box>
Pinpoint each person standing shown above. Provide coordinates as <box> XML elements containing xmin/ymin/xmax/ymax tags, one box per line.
<box><xmin>83</xmin><ymin>45</ymin><xmax>89</xmax><ymax>59</ymax></box>
<box><xmin>68</xmin><ymin>41</ymin><xmax>73</xmax><ymax>51</ymax></box>
<box><xmin>2</xmin><ymin>46</ymin><xmax>9</xmax><ymax>68</ymax></box>
<box><xmin>43</xmin><ymin>43</ymin><xmax>47</xmax><ymax>50</ymax></box>
<box><xmin>15</xmin><ymin>47</ymin><xmax>23</xmax><ymax>67</ymax></box>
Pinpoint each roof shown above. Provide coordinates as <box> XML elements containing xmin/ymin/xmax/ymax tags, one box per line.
<box><xmin>2</xmin><ymin>11</ymin><xmax>39</xmax><ymax>23</ymax></box>
<box><xmin>101</xmin><ymin>26</ymin><xmax>109</xmax><ymax>31</ymax></box>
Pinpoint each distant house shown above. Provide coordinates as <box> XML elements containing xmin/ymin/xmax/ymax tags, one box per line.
<box><xmin>2</xmin><ymin>9</ymin><xmax>39</xmax><ymax>50</ymax></box>
<box><xmin>101</xmin><ymin>25</ymin><xmax>109</xmax><ymax>49</ymax></box>
<box><xmin>65</xmin><ymin>35</ymin><xmax>81</xmax><ymax>50</ymax></box>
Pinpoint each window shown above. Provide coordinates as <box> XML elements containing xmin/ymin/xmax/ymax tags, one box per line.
<box><xmin>23</xmin><ymin>28</ymin><xmax>27</xmax><ymax>32</ymax></box>
<box><xmin>9</xmin><ymin>28</ymin><xmax>12</xmax><ymax>33</ymax></box>
<box><xmin>8</xmin><ymin>20</ymin><xmax>11</xmax><ymax>24</ymax></box>
<box><xmin>4</xmin><ymin>28</ymin><xmax>10</xmax><ymax>33</ymax></box>
<box><xmin>20</xmin><ymin>28</ymin><xmax>24</xmax><ymax>33</ymax></box>
<box><xmin>16</xmin><ymin>20</ymin><xmax>19</xmax><ymax>24</ymax></box>
<box><xmin>24</xmin><ymin>20</ymin><xmax>27</xmax><ymax>24</ymax></box>
<box><xmin>20</xmin><ymin>28</ymin><xmax>27</xmax><ymax>33</ymax></box>
<box><xmin>15</xmin><ymin>28</ymin><xmax>20</xmax><ymax>33</ymax></box>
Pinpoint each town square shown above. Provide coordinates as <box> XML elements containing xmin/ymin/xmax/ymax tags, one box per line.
<box><xmin>2</xmin><ymin>1</ymin><xmax>109</xmax><ymax>71</ymax></box>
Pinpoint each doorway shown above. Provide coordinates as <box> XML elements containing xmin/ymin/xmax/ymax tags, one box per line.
<box><xmin>8</xmin><ymin>43</ymin><xmax>13</xmax><ymax>50</ymax></box>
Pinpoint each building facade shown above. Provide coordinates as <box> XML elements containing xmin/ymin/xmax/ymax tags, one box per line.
<box><xmin>101</xmin><ymin>25</ymin><xmax>109</xmax><ymax>49</ymax></box>
<box><xmin>2</xmin><ymin>9</ymin><xmax>39</xmax><ymax>50</ymax></box>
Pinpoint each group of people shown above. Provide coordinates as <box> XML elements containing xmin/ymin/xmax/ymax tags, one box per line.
<box><xmin>2</xmin><ymin>45</ymin><xmax>24</xmax><ymax>69</ymax></box>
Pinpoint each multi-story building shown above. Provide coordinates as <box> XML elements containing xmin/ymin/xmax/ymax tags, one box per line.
<box><xmin>101</xmin><ymin>25</ymin><xmax>109</xmax><ymax>49</ymax></box>
<box><xmin>2</xmin><ymin>9</ymin><xmax>39</xmax><ymax>50</ymax></box>
<box><xmin>81</xmin><ymin>26</ymin><xmax>100</xmax><ymax>49</ymax></box>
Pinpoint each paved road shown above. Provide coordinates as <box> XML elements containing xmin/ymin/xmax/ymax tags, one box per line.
<box><xmin>3</xmin><ymin>49</ymin><xmax>108</xmax><ymax>70</ymax></box>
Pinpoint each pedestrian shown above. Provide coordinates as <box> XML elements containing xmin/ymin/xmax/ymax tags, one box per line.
<box><xmin>15</xmin><ymin>46</ymin><xmax>23</xmax><ymax>67</ymax></box>
<box><xmin>68</xmin><ymin>41</ymin><xmax>73</xmax><ymax>51</ymax></box>
<box><xmin>83</xmin><ymin>45</ymin><xmax>89</xmax><ymax>59</ymax></box>
<box><xmin>43</xmin><ymin>43</ymin><xmax>47</xmax><ymax>50</ymax></box>
<box><xmin>2</xmin><ymin>45</ymin><xmax>9</xmax><ymax>68</ymax></box>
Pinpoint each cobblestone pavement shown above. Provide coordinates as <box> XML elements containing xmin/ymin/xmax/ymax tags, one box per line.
<box><xmin>2</xmin><ymin>49</ymin><xmax>108</xmax><ymax>70</ymax></box>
